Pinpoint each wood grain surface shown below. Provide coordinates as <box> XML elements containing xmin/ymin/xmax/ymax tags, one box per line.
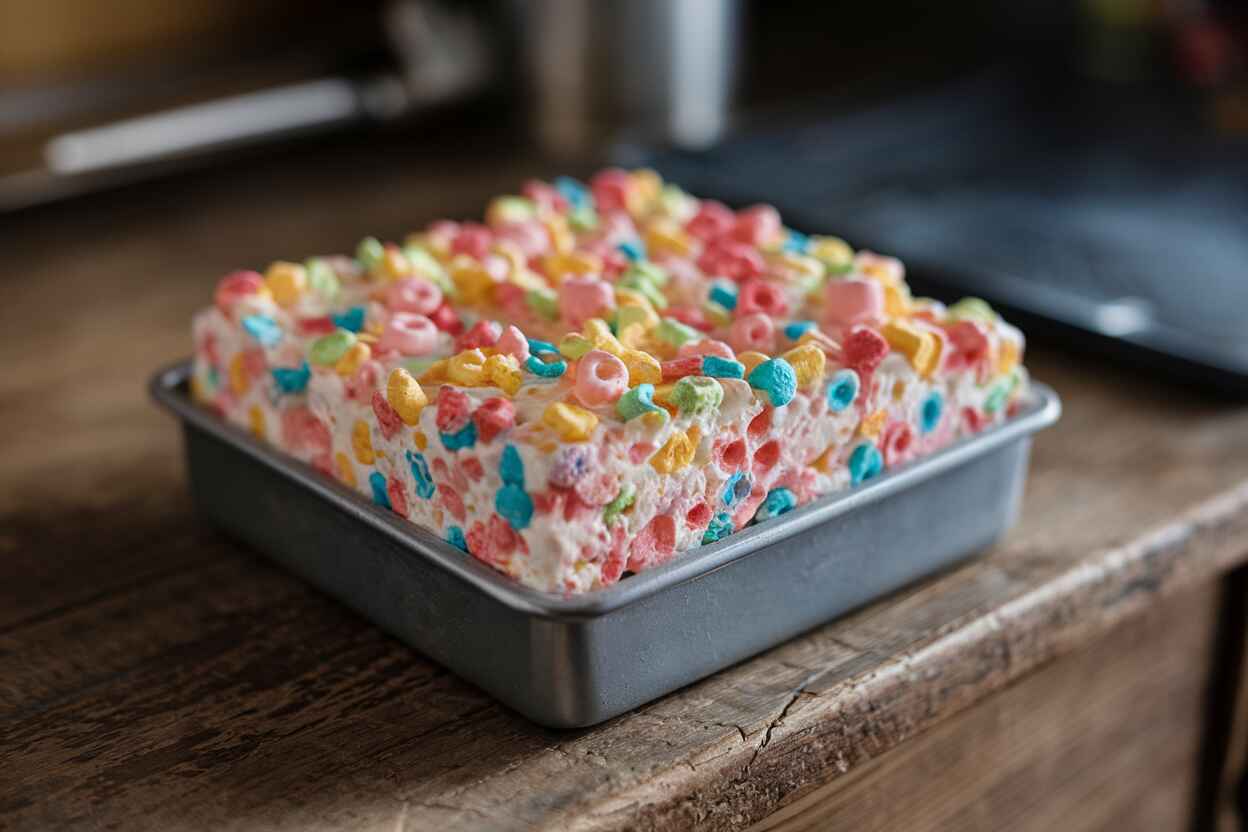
<box><xmin>3</xmin><ymin>144</ymin><xmax>1248</xmax><ymax>831</ymax></box>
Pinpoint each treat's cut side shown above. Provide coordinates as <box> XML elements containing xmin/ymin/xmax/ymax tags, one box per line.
<box><xmin>191</xmin><ymin>170</ymin><xmax>1030</xmax><ymax>594</ymax></box>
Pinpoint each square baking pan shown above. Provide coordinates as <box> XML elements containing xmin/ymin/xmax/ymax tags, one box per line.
<box><xmin>151</xmin><ymin>360</ymin><xmax>1060</xmax><ymax>728</ymax></box>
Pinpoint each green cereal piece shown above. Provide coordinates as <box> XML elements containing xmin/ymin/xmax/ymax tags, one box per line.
<box><xmin>616</xmin><ymin>383</ymin><xmax>665</xmax><ymax>421</ymax></box>
<box><xmin>309</xmin><ymin>328</ymin><xmax>356</xmax><ymax>366</ymax></box>
<box><xmin>671</xmin><ymin>376</ymin><xmax>724</xmax><ymax>415</ymax></box>
<box><xmin>401</xmin><ymin>356</ymin><xmax>440</xmax><ymax>377</ymax></box>
<box><xmin>602</xmin><ymin>482</ymin><xmax>637</xmax><ymax>525</ymax></box>
<box><xmin>660</xmin><ymin>184</ymin><xmax>694</xmax><ymax>218</ymax></box>
<box><xmin>304</xmin><ymin>257</ymin><xmax>340</xmax><ymax>301</ymax></box>
<box><xmin>402</xmin><ymin>244</ymin><xmax>454</xmax><ymax>296</ymax></box>
<box><xmin>558</xmin><ymin>333</ymin><xmax>593</xmax><ymax>360</ymax></box>
<box><xmin>618</xmin><ymin>269</ymin><xmax>667</xmax><ymax>309</ymax></box>
<box><xmin>494</xmin><ymin>196</ymin><xmax>536</xmax><ymax>223</ymax></box>
<box><xmin>568</xmin><ymin>206</ymin><xmax>599</xmax><ymax>231</ymax></box>
<box><xmin>356</xmin><ymin>236</ymin><xmax>385</xmax><ymax>271</ymax></box>
<box><xmin>525</xmin><ymin>287</ymin><xmax>559</xmax><ymax>320</ymax></box>
<box><xmin>655</xmin><ymin>317</ymin><xmax>700</xmax><ymax>346</ymax></box>
<box><xmin>948</xmin><ymin>297</ymin><xmax>997</xmax><ymax>323</ymax></box>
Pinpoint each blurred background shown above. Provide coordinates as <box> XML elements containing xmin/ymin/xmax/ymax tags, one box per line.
<box><xmin>2</xmin><ymin>0</ymin><xmax>1246</xmax><ymax>388</ymax></box>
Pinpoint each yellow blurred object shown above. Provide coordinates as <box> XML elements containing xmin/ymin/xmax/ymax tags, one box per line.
<box><xmin>264</xmin><ymin>261</ymin><xmax>306</xmax><ymax>308</ymax></box>
<box><xmin>882</xmin><ymin>321</ymin><xmax>938</xmax><ymax>377</ymax></box>
<box><xmin>386</xmin><ymin>368</ymin><xmax>428</xmax><ymax>425</ymax></box>
<box><xmin>542</xmin><ymin>402</ymin><xmax>599</xmax><ymax>441</ymax></box>
<box><xmin>781</xmin><ymin>343</ymin><xmax>826</xmax><ymax>388</ymax></box>
<box><xmin>334</xmin><ymin>342</ymin><xmax>371</xmax><ymax>377</ymax></box>
<box><xmin>351</xmin><ymin>419</ymin><xmax>375</xmax><ymax>465</ymax></box>
<box><xmin>650</xmin><ymin>428</ymin><xmax>695</xmax><ymax>474</ymax></box>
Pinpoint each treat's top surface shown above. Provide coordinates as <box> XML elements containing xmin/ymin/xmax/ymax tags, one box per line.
<box><xmin>197</xmin><ymin>168</ymin><xmax>1028</xmax><ymax>593</ymax></box>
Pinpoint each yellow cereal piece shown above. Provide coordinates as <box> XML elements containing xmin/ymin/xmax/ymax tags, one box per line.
<box><xmin>859</xmin><ymin>409</ymin><xmax>887</xmax><ymax>440</ymax></box>
<box><xmin>542</xmin><ymin>402</ymin><xmax>599</xmax><ymax>442</ymax></box>
<box><xmin>893</xmin><ymin>380</ymin><xmax>907</xmax><ymax>402</ymax></box>
<box><xmin>418</xmin><ymin>359</ymin><xmax>448</xmax><ymax>385</ymax></box>
<box><xmin>781</xmin><ymin>343</ymin><xmax>827</xmax><ymax>389</ymax></box>
<box><xmin>644</xmin><ymin>218</ymin><xmax>695</xmax><ymax>257</ymax></box>
<box><xmin>997</xmin><ymin>338</ymin><xmax>1021</xmax><ymax>376</ymax></box>
<box><xmin>809</xmin><ymin>236</ymin><xmax>854</xmax><ymax>269</ymax></box>
<box><xmin>542</xmin><ymin>250</ymin><xmax>602</xmax><ymax>284</ymax></box>
<box><xmin>884</xmin><ymin>283</ymin><xmax>912</xmax><ymax>318</ymax></box>
<box><xmin>737</xmin><ymin>351</ymin><xmax>770</xmax><ymax>378</ymax></box>
<box><xmin>543</xmin><ymin>215</ymin><xmax>574</xmax><ymax>255</ymax></box>
<box><xmin>632</xmin><ymin>168</ymin><xmax>663</xmax><ymax>205</ymax></box>
<box><xmin>447</xmin><ymin>348</ymin><xmax>488</xmax><ymax>386</ymax></box>
<box><xmin>248</xmin><ymin>405</ymin><xmax>266</xmax><ymax>439</ymax></box>
<box><xmin>351</xmin><ymin>419</ymin><xmax>375</xmax><ymax>465</ymax></box>
<box><xmin>621</xmin><ymin>349</ymin><xmax>662</xmax><ymax>386</ymax></box>
<box><xmin>797</xmin><ymin>329</ymin><xmax>841</xmax><ymax>356</ymax></box>
<box><xmin>702</xmin><ymin>300</ymin><xmax>733</xmax><ymax>327</ymax></box>
<box><xmin>335</xmin><ymin>452</ymin><xmax>357</xmax><ymax>487</ymax></box>
<box><xmin>583</xmin><ymin>318</ymin><xmax>624</xmax><ymax>356</ymax></box>
<box><xmin>652</xmin><ymin>382</ymin><xmax>679</xmax><ymax>415</ymax></box>
<box><xmin>334</xmin><ymin>341</ymin><xmax>371</xmax><ymax>376</ymax></box>
<box><xmin>769</xmin><ymin>251</ymin><xmax>824</xmax><ymax>282</ymax></box>
<box><xmin>413</xmin><ymin>430</ymin><xmax>427</xmax><ymax>450</ymax></box>
<box><xmin>190</xmin><ymin>374</ymin><xmax>209</xmax><ymax>404</ymax></box>
<box><xmin>380</xmin><ymin>248</ymin><xmax>410</xmax><ymax>280</ymax></box>
<box><xmin>386</xmin><ymin>368</ymin><xmax>428</xmax><ymax>425</ymax></box>
<box><xmin>650</xmin><ymin>429</ymin><xmax>696</xmax><ymax>474</ymax></box>
<box><xmin>616</xmin><ymin>289</ymin><xmax>660</xmax><ymax>326</ymax></box>
<box><xmin>812</xmin><ymin>445</ymin><xmax>835</xmax><ymax>473</ymax></box>
<box><xmin>485</xmin><ymin>353</ymin><xmax>524</xmax><ymax>395</ymax></box>
<box><xmin>228</xmin><ymin>353</ymin><xmax>250</xmax><ymax>396</ymax></box>
<box><xmin>640</xmin><ymin>410</ymin><xmax>669</xmax><ymax>430</ymax></box>
<box><xmin>264</xmin><ymin>261</ymin><xmax>306</xmax><ymax>307</ymax></box>
<box><xmin>449</xmin><ymin>258</ymin><xmax>496</xmax><ymax>305</ymax></box>
<box><xmin>881</xmin><ymin>321</ymin><xmax>938</xmax><ymax>378</ymax></box>
<box><xmin>509</xmin><ymin>267</ymin><xmax>549</xmax><ymax>293</ymax></box>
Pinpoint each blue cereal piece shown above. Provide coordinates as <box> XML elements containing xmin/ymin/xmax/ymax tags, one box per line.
<box><xmin>747</xmin><ymin>357</ymin><xmax>798</xmax><ymax>407</ymax></box>
<box><xmin>755</xmin><ymin>487</ymin><xmax>797</xmax><ymax>522</ymax></box>
<box><xmin>616</xmin><ymin>240</ymin><xmax>646</xmax><ymax>262</ymax></box>
<box><xmin>495</xmin><ymin>484</ymin><xmax>534</xmax><ymax>531</ymax></box>
<box><xmin>241</xmin><ymin>314</ymin><xmax>283</xmax><ymax>348</ymax></box>
<box><xmin>782</xmin><ymin>230</ymin><xmax>810</xmax><ymax>254</ymax></box>
<box><xmin>405</xmin><ymin>451</ymin><xmax>436</xmax><ymax>499</ymax></box>
<box><xmin>500</xmin><ymin>444</ymin><xmax>525</xmax><ymax>486</ymax></box>
<box><xmin>526</xmin><ymin>337</ymin><xmax>559</xmax><ymax>356</ymax></box>
<box><xmin>702</xmin><ymin>512</ymin><xmax>734</xmax><ymax>545</ymax></box>
<box><xmin>554</xmin><ymin>176</ymin><xmax>591</xmax><ymax>210</ymax></box>
<box><xmin>330</xmin><ymin>305</ymin><xmax>366</xmax><ymax>333</ymax></box>
<box><xmin>708</xmin><ymin>280</ymin><xmax>737</xmax><ymax>311</ymax></box>
<box><xmin>722</xmin><ymin>471</ymin><xmax>752</xmax><ymax>507</ymax></box>
<box><xmin>920</xmin><ymin>390</ymin><xmax>944</xmax><ymax>434</ymax></box>
<box><xmin>526</xmin><ymin>353</ymin><xmax>567</xmax><ymax>378</ymax></box>
<box><xmin>440</xmin><ymin>421</ymin><xmax>478</xmax><ymax>451</ymax></box>
<box><xmin>368</xmin><ymin>471</ymin><xmax>391</xmax><ymax>509</ymax></box>
<box><xmin>271</xmin><ymin>362</ymin><xmax>310</xmax><ymax>394</ymax></box>
<box><xmin>826</xmin><ymin>368</ymin><xmax>860</xmax><ymax>413</ymax></box>
<box><xmin>849</xmin><ymin>442</ymin><xmax>884</xmax><ymax>485</ymax></box>
<box><xmin>446</xmin><ymin>526</ymin><xmax>468</xmax><ymax>552</ymax></box>
<box><xmin>783</xmin><ymin>320</ymin><xmax>815</xmax><ymax>341</ymax></box>
<box><xmin>702</xmin><ymin>355</ymin><xmax>745</xmax><ymax>379</ymax></box>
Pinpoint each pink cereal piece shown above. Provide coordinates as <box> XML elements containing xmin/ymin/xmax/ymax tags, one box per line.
<box><xmin>736</xmin><ymin>279</ymin><xmax>789</xmax><ymax>317</ymax></box>
<box><xmin>371</xmin><ymin>390</ymin><xmax>404</xmax><ymax>440</ymax></box>
<box><xmin>697</xmin><ymin>238</ymin><xmax>765</xmax><ymax>282</ymax></box>
<box><xmin>629</xmin><ymin>442</ymin><xmax>657</xmax><ymax>464</ymax></box>
<box><xmin>430</xmin><ymin>302</ymin><xmax>463</xmax><ymax>335</ymax></box>
<box><xmin>686</xmin><ymin>502</ymin><xmax>713</xmax><ymax>530</ymax></box>
<box><xmin>881</xmin><ymin>420</ymin><xmax>915</xmax><ymax>467</ymax></box>
<box><xmin>473</xmin><ymin>396</ymin><xmax>515</xmax><ymax>442</ymax></box>
<box><xmin>462</xmin><ymin>457</ymin><xmax>484</xmax><ymax>481</ymax></box>
<box><xmin>378</xmin><ymin>312</ymin><xmax>438</xmax><ymax>356</ymax></box>
<box><xmin>677</xmin><ymin>338</ymin><xmax>735</xmax><ymax>360</ymax></box>
<box><xmin>824</xmin><ymin>278</ymin><xmax>885</xmax><ymax>329</ymax></box>
<box><xmin>666</xmin><ymin>305</ymin><xmax>712</xmax><ymax>332</ymax></box>
<box><xmin>384</xmin><ymin>277</ymin><xmax>443</xmax><ymax>315</ymax></box>
<box><xmin>242</xmin><ymin>348</ymin><xmax>268</xmax><ymax>378</ymax></box>
<box><xmin>943</xmin><ymin>320</ymin><xmax>990</xmax><ymax>370</ymax></box>
<box><xmin>347</xmin><ymin>359</ymin><xmax>384</xmax><ymax>401</ymax></box>
<box><xmin>457</xmin><ymin>319</ymin><xmax>502</xmax><ymax>351</ymax></box>
<box><xmin>214</xmin><ymin>270</ymin><xmax>266</xmax><ymax>314</ymax></box>
<box><xmin>590</xmin><ymin>168</ymin><xmax>633</xmax><ymax>214</ymax></box>
<box><xmin>451</xmin><ymin>222</ymin><xmax>493</xmax><ymax>259</ymax></box>
<box><xmin>729</xmin><ymin>312</ymin><xmax>776</xmax><ymax>354</ymax></box>
<box><xmin>575</xmin><ymin>349</ymin><xmax>629</xmax><ymax>406</ymax></box>
<box><xmin>495</xmin><ymin>324</ymin><xmax>531</xmax><ymax>362</ymax></box>
<box><xmin>685</xmin><ymin>200</ymin><xmax>735</xmax><ymax>241</ymax></box>
<box><xmin>281</xmin><ymin>407</ymin><xmax>331</xmax><ymax>454</ymax></box>
<box><xmin>495</xmin><ymin>220</ymin><xmax>551</xmax><ymax>257</ymax></box>
<box><xmin>440</xmin><ymin>486</ymin><xmax>466</xmax><ymax>522</ymax></box>
<box><xmin>660</xmin><ymin>355</ymin><xmax>703</xmax><ymax>381</ymax></box>
<box><xmin>387</xmin><ymin>477</ymin><xmax>409</xmax><ymax>518</ymax></box>
<box><xmin>560</xmin><ymin>278</ymin><xmax>615</xmax><ymax>329</ymax></box>
<box><xmin>730</xmin><ymin>204</ymin><xmax>782</xmax><ymax>246</ymax></box>
<box><xmin>296</xmin><ymin>315</ymin><xmax>337</xmax><ymax>336</ymax></box>
<box><xmin>436</xmin><ymin>386</ymin><xmax>473</xmax><ymax>433</ymax></box>
<box><xmin>626</xmin><ymin>514</ymin><xmax>677</xmax><ymax>571</ymax></box>
<box><xmin>522</xmin><ymin>179</ymin><xmax>569</xmax><ymax>214</ymax></box>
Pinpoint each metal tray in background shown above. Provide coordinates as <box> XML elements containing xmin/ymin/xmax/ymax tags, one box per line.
<box><xmin>151</xmin><ymin>361</ymin><xmax>1060</xmax><ymax>728</ymax></box>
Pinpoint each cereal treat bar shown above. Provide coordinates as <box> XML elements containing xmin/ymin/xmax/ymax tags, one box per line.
<box><xmin>191</xmin><ymin>170</ymin><xmax>1029</xmax><ymax>593</ymax></box>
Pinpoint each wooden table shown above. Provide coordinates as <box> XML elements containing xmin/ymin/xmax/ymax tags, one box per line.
<box><xmin>3</xmin><ymin>141</ymin><xmax>1248</xmax><ymax>831</ymax></box>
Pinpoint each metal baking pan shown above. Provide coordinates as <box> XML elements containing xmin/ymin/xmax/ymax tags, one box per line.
<box><xmin>151</xmin><ymin>360</ymin><xmax>1060</xmax><ymax>728</ymax></box>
